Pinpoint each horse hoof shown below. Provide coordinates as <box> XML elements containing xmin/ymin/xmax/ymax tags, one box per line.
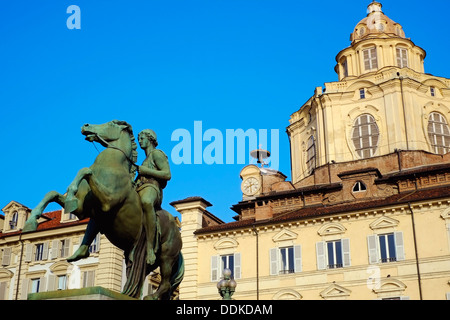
<box><xmin>65</xmin><ymin>198</ymin><xmax>78</xmax><ymax>213</ymax></box>
<box><xmin>67</xmin><ymin>245</ymin><xmax>90</xmax><ymax>262</ymax></box>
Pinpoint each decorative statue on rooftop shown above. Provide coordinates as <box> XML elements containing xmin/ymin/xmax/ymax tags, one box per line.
<box><xmin>23</xmin><ymin>120</ymin><xmax>184</xmax><ymax>300</ymax></box>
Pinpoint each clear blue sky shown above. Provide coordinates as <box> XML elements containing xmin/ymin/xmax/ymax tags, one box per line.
<box><xmin>1</xmin><ymin>0</ymin><xmax>449</xmax><ymax>223</ymax></box>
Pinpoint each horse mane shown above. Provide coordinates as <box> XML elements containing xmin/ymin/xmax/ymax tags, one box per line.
<box><xmin>112</xmin><ymin>120</ymin><xmax>138</xmax><ymax>181</ymax></box>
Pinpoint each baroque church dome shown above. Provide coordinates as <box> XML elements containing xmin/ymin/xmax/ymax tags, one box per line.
<box><xmin>350</xmin><ymin>1</ymin><xmax>406</xmax><ymax>44</ymax></box>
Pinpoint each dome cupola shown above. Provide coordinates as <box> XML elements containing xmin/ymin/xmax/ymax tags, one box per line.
<box><xmin>334</xmin><ymin>1</ymin><xmax>426</xmax><ymax>80</ymax></box>
<box><xmin>351</xmin><ymin>1</ymin><xmax>406</xmax><ymax>44</ymax></box>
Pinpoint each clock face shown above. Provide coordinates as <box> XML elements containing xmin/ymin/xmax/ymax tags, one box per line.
<box><xmin>241</xmin><ymin>177</ymin><xmax>260</xmax><ymax>196</ymax></box>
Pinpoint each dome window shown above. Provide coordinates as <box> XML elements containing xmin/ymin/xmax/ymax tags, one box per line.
<box><xmin>430</xmin><ymin>87</ymin><xmax>436</xmax><ymax>97</ymax></box>
<box><xmin>396</xmin><ymin>47</ymin><xmax>408</xmax><ymax>68</ymax></box>
<box><xmin>363</xmin><ymin>47</ymin><xmax>378</xmax><ymax>71</ymax></box>
<box><xmin>360</xmin><ymin>27</ymin><xmax>366</xmax><ymax>36</ymax></box>
<box><xmin>306</xmin><ymin>136</ymin><xmax>316</xmax><ymax>174</ymax></box>
<box><xmin>352</xmin><ymin>114</ymin><xmax>380</xmax><ymax>159</ymax></box>
<box><xmin>428</xmin><ymin>112</ymin><xmax>450</xmax><ymax>155</ymax></box>
<box><xmin>360</xmin><ymin>88</ymin><xmax>366</xmax><ymax>99</ymax></box>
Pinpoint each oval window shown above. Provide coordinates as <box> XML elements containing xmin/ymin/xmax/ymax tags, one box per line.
<box><xmin>352</xmin><ymin>114</ymin><xmax>380</xmax><ymax>159</ymax></box>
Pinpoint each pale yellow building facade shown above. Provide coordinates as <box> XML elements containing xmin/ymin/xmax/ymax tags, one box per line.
<box><xmin>173</xmin><ymin>2</ymin><xmax>450</xmax><ymax>300</ymax></box>
<box><xmin>1</xmin><ymin>1</ymin><xmax>450</xmax><ymax>301</ymax></box>
<box><xmin>0</xmin><ymin>201</ymin><xmax>161</xmax><ymax>300</ymax></box>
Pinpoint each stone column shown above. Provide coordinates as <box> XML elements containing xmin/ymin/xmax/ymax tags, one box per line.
<box><xmin>171</xmin><ymin>197</ymin><xmax>212</xmax><ymax>300</ymax></box>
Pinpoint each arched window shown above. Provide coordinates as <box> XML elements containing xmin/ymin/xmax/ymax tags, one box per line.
<box><xmin>352</xmin><ymin>114</ymin><xmax>380</xmax><ymax>159</ymax></box>
<box><xmin>10</xmin><ymin>212</ymin><xmax>18</xmax><ymax>230</ymax></box>
<box><xmin>306</xmin><ymin>136</ymin><xmax>316</xmax><ymax>174</ymax></box>
<box><xmin>427</xmin><ymin>112</ymin><xmax>450</xmax><ymax>155</ymax></box>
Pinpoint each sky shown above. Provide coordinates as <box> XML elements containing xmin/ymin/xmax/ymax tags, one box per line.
<box><xmin>1</xmin><ymin>0</ymin><xmax>450</xmax><ymax>223</ymax></box>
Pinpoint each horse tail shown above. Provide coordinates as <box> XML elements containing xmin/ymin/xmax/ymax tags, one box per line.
<box><xmin>170</xmin><ymin>253</ymin><xmax>184</xmax><ymax>298</ymax></box>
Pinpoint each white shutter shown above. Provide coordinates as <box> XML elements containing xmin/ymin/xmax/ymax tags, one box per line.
<box><xmin>21</xmin><ymin>279</ymin><xmax>29</xmax><ymax>300</ymax></box>
<box><xmin>0</xmin><ymin>282</ymin><xmax>6</xmax><ymax>300</ymax></box>
<box><xmin>342</xmin><ymin>238</ymin><xmax>351</xmax><ymax>267</ymax></box>
<box><xmin>394</xmin><ymin>232</ymin><xmax>405</xmax><ymax>261</ymax></box>
<box><xmin>211</xmin><ymin>256</ymin><xmax>219</xmax><ymax>282</ymax></box>
<box><xmin>446</xmin><ymin>224</ymin><xmax>450</xmax><ymax>252</ymax></box>
<box><xmin>25</xmin><ymin>244</ymin><xmax>33</xmax><ymax>262</ymax></box>
<box><xmin>42</xmin><ymin>242</ymin><xmax>49</xmax><ymax>260</ymax></box>
<box><xmin>1</xmin><ymin>248</ymin><xmax>11</xmax><ymax>266</ymax></box>
<box><xmin>233</xmin><ymin>253</ymin><xmax>241</xmax><ymax>279</ymax></box>
<box><xmin>47</xmin><ymin>274</ymin><xmax>57</xmax><ymax>292</ymax></box>
<box><xmin>293</xmin><ymin>245</ymin><xmax>302</xmax><ymax>273</ymax></box>
<box><xmin>316</xmin><ymin>242</ymin><xmax>327</xmax><ymax>270</ymax></box>
<box><xmin>95</xmin><ymin>233</ymin><xmax>101</xmax><ymax>252</ymax></box>
<box><xmin>269</xmin><ymin>248</ymin><xmax>279</xmax><ymax>275</ymax></box>
<box><xmin>63</xmin><ymin>239</ymin><xmax>71</xmax><ymax>257</ymax></box>
<box><xmin>40</xmin><ymin>277</ymin><xmax>47</xmax><ymax>292</ymax></box>
<box><xmin>51</xmin><ymin>240</ymin><xmax>60</xmax><ymax>259</ymax></box>
<box><xmin>367</xmin><ymin>235</ymin><xmax>379</xmax><ymax>264</ymax></box>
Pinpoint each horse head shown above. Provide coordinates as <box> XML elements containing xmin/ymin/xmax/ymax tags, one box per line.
<box><xmin>82</xmin><ymin>120</ymin><xmax>130</xmax><ymax>144</ymax></box>
<box><xmin>82</xmin><ymin>120</ymin><xmax>138</xmax><ymax>170</ymax></box>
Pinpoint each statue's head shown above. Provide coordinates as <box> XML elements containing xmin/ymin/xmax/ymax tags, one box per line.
<box><xmin>138</xmin><ymin>129</ymin><xmax>158</xmax><ymax>148</ymax></box>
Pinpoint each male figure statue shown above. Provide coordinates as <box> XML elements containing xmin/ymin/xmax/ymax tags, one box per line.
<box><xmin>67</xmin><ymin>129</ymin><xmax>171</xmax><ymax>265</ymax></box>
<box><xmin>134</xmin><ymin>129</ymin><xmax>171</xmax><ymax>265</ymax></box>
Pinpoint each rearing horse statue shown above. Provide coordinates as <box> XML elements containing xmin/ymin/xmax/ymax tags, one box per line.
<box><xmin>23</xmin><ymin>120</ymin><xmax>184</xmax><ymax>300</ymax></box>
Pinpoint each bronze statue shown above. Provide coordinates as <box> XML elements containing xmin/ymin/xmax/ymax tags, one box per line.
<box><xmin>23</xmin><ymin>120</ymin><xmax>184</xmax><ymax>300</ymax></box>
<box><xmin>134</xmin><ymin>129</ymin><xmax>171</xmax><ymax>265</ymax></box>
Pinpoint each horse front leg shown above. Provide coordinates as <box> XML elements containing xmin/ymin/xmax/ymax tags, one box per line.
<box><xmin>23</xmin><ymin>191</ymin><xmax>66</xmax><ymax>232</ymax></box>
<box><xmin>65</xmin><ymin>167</ymin><xmax>92</xmax><ymax>213</ymax></box>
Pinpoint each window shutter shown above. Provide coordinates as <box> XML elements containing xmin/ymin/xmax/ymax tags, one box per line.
<box><xmin>364</xmin><ymin>50</ymin><xmax>371</xmax><ymax>70</ymax></box>
<box><xmin>95</xmin><ymin>233</ymin><xmax>101</xmax><ymax>252</ymax></box>
<box><xmin>367</xmin><ymin>235</ymin><xmax>379</xmax><ymax>264</ymax></box>
<box><xmin>42</xmin><ymin>242</ymin><xmax>49</xmax><ymax>260</ymax></box>
<box><xmin>51</xmin><ymin>240</ymin><xmax>60</xmax><ymax>259</ymax></box>
<box><xmin>25</xmin><ymin>244</ymin><xmax>33</xmax><ymax>262</ymax></box>
<box><xmin>269</xmin><ymin>248</ymin><xmax>279</xmax><ymax>275</ymax></box>
<box><xmin>447</xmin><ymin>224</ymin><xmax>450</xmax><ymax>251</ymax></box>
<box><xmin>0</xmin><ymin>282</ymin><xmax>6</xmax><ymax>300</ymax></box>
<box><xmin>234</xmin><ymin>253</ymin><xmax>241</xmax><ymax>279</ymax></box>
<box><xmin>83</xmin><ymin>271</ymin><xmax>95</xmax><ymax>288</ymax></box>
<box><xmin>47</xmin><ymin>274</ymin><xmax>56</xmax><ymax>292</ymax></box>
<box><xmin>39</xmin><ymin>276</ymin><xmax>47</xmax><ymax>292</ymax></box>
<box><xmin>21</xmin><ymin>279</ymin><xmax>29</xmax><ymax>300</ymax></box>
<box><xmin>211</xmin><ymin>255</ymin><xmax>219</xmax><ymax>282</ymax></box>
<box><xmin>293</xmin><ymin>245</ymin><xmax>302</xmax><ymax>273</ymax></box>
<box><xmin>316</xmin><ymin>242</ymin><xmax>327</xmax><ymax>270</ymax></box>
<box><xmin>394</xmin><ymin>231</ymin><xmax>405</xmax><ymax>261</ymax></box>
<box><xmin>342</xmin><ymin>238</ymin><xmax>351</xmax><ymax>267</ymax></box>
<box><xmin>2</xmin><ymin>248</ymin><xmax>11</xmax><ymax>266</ymax></box>
<box><xmin>63</xmin><ymin>239</ymin><xmax>71</xmax><ymax>258</ymax></box>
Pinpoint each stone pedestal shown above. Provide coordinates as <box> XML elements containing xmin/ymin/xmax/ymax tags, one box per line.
<box><xmin>27</xmin><ymin>286</ymin><xmax>137</xmax><ymax>300</ymax></box>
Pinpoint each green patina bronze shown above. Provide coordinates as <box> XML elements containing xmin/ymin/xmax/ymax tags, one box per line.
<box><xmin>23</xmin><ymin>120</ymin><xmax>184</xmax><ymax>300</ymax></box>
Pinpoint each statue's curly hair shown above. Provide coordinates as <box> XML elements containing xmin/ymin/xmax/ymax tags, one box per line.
<box><xmin>138</xmin><ymin>129</ymin><xmax>158</xmax><ymax>147</ymax></box>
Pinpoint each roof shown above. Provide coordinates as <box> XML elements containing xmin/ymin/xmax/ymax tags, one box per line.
<box><xmin>170</xmin><ymin>196</ymin><xmax>212</xmax><ymax>208</ymax></box>
<box><xmin>194</xmin><ymin>185</ymin><xmax>450</xmax><ymax>235</ymax></box>
<box><xmin>0</xmin><ymin>210</ymin><xmax>89</xmax><ymax>238</ymax></box>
